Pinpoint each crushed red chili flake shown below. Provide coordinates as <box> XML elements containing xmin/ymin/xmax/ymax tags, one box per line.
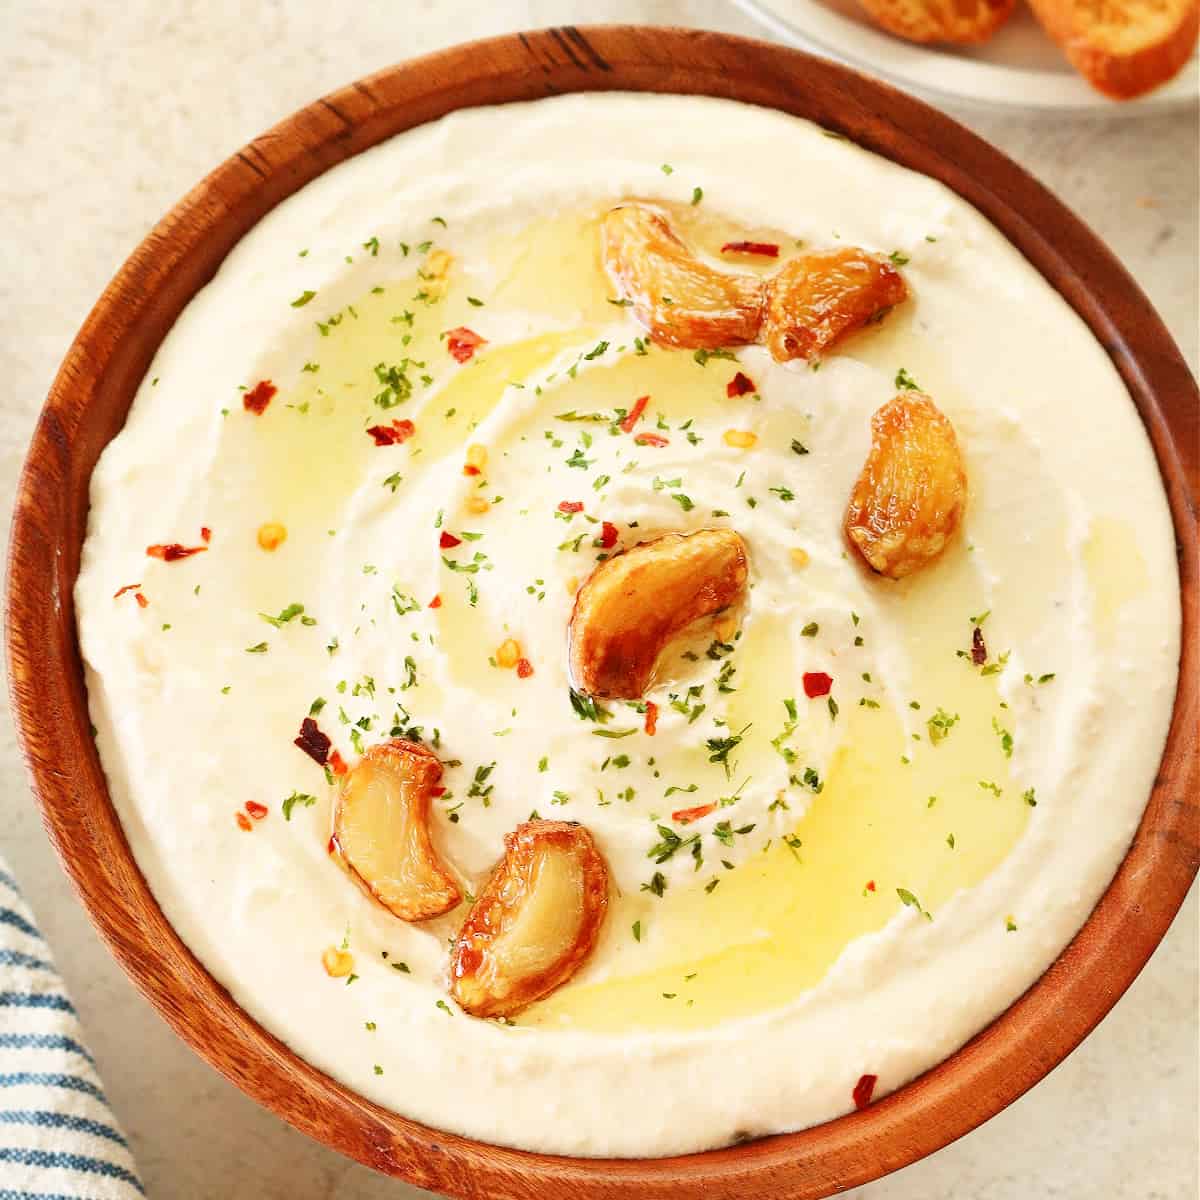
<box><xmin>146</xmin><ymin>542</ymin><xmax>208</xmax><ymax>562</ymax></box>
<box><xmin>597</xmin><ymin>521</ymin><xmax>619</xmax><ymax>549</ymax></box>
<box><xmin>245</xmin><ymin>800</ymin><xmax>268</xmax><ymax>820</ymax></box>
<box><xmin>558</xmin><ymin>500</ymin><xmax>584</xmax><ymax>514</ymax></box>
<box><xmin>721</xmin><ymin>240</ymin><xmax>780</xmax><ymax>258</ymax></box>
<box><xmin>853</xmin><ymin>1074</ymin><xmax>878</xmax><ymax>1110</ymax></box>
<box><xmin>803</xmin><ymin>671</ymin><xmax>834</xmax><ymax>698</ymax></box>
<box><xmin>328</xmin><ymin>750</ymin><xmax>349</xmax><ymax>777</ymax></box>
<box><xmin>726</xmin><ymin>371</ymin><xmax>756</xmax><ymax>398</ymax></box>
<box><xmin>463</xmin><ymin>464</ymin><xmax>481</xmax><ymax>477</ymax></box>
<box><xmin>366</xmin><ymin>419</ymin><xmax>415</xmax><ymax>446</ymax></box>
<box><xmin>235</xmin><ymin>811</ymin><xmax>253</xmax><ymax>832</ymax></box>
<box><xmin>619</xmin><ymin>395</ymin><xmax>650</xmax><ymax>434</ymax></box>
<box><xmin>634</xmin><ymin>432</ymin><xmax>669</xmax><ymax>447</ymax></box>
<box><xmin>644</xmin><ymin>700</ymin><xmax>659</xmax><ymax>736</ymax></box>
<box><xmin>428</xmin><ymin>594</ymin><xmax>443</xmax><ymax>609</ymax></box>
<box><xmin>243</xmin><ymin>380</ymin><xmax>277</xmax><ymax>415</ymax></box>
<box><xmin>866</xmin><ymin>879</ymin><xmax>876</xmax><ymax>892</ymax></box>
<box><xmin>200</xmin><ymin>526</ymin><xmax>212</xmax><ymax>543</ymax></box>
<box><xmin>134</xmin><ymin>593</ymin><xmax>148</xmax><ymax>608</ymax></box>
<box><xmin>446</xmin><ymin>327</ymin><xmax>487</xmax><ymax>363</ymax></box>
<box><xmin>294</xmin><ymin>717</ymin><xmax>331</xmax><ymax>766</ymax></box>
<box><xmin>327</xmin><ymin>835</ymin><xmax>337</xmax><ymax>856</ymax></box>
<box><xmin>516</xmin><ymin>657</ymin><xmax>534</xmax><ymax>679</ymax></box>
<box><xmin>112</xmin><ymin>583</ymin><xmax>142</xmax><ymax>600</ymax></box>
<box><xmin>971</xmin><ymin>625</ymin><xmax>987</xmax><ymax>666</ymax></box>
<box><xmin>439</xmin><ymin>531</ymin><xmax>462</xmax><ymax>549</ymax></box>
<box><xmin>430</xmin><ymin>785</ymin><xmax>447</xmax><ymax>798</ymax></box>
<box><xmin>671</xmin><ymin>802</ymin><xmax>715</xmax><ymax>825</ymax></box>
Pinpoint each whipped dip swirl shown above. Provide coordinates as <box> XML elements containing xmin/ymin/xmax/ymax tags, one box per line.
<box><xmin>76</xmin><ymin>93</ymin><xmax>1179</xmax><ymax>1156</ymax></box>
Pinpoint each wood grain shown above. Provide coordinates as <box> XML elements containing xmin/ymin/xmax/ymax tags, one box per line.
<box><xmin>5</xmin><ymin>26</ymin><xmax>1197</xmax><ymax>1200</ymax></box>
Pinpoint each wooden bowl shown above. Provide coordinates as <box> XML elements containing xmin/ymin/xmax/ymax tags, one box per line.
<box><xmin>6</xmin><ymin>26</ymin><xmax>1197</xmax><ymax>1199</ymax></box>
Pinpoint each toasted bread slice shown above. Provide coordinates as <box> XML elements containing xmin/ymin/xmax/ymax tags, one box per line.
<box><xmin>854</xmin><ymin>0</ymin><xmax>1016</xmax><ymax>43</ymax></box>
<box><xmin>1026</xmin><ymin>0</ymin><xmax>1198</xmax><ymax>98</ymax></box>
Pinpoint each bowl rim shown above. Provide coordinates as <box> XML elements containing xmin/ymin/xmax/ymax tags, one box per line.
<box><xmin>5</xmin><ymin>25</ymin><xmax>1197</xmax><ymax>1200</ymax></box>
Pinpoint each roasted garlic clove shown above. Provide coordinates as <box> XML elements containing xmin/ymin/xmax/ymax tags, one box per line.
<box><xmin>333</xmin><ymin>740</ymin><xmax>461</xmax><ymax>921</ymax></box>
<box><xmin>450</xmin><ymin>820</ymin><xmax>609</xmax><ymax>1018</ymax></box>
<box><xmin>601</xmin><ymin>204</ymin><xmax>765</xmax><ymax>350</ymax></box>
<box><xmin>763</xmin><ymin>248</ymin><xmax>908</xmax><ymax>362</ymax></box>
<box><xmin>568</xmin><ymin>529</ymin><xmax>749</xmax><ymax>699</ymax></box>
<box><xmin>844</xmin><ymin>392</ymin><xmax>966</xmax><ymax>579</ymax></box>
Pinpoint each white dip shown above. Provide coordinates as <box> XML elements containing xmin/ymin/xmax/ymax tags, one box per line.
<box><xmin>76</xmin><ymin>93</ymin><xmax>1180</xmax><ymax>1156</ymax></box>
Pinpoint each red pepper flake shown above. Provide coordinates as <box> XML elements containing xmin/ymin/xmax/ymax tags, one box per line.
<box><xmin>328</xmin><ymin>750</ymin><xmax>349</xmax><ymax>777</ymax></box>
<box><xmin>135</xmin><ymin>593</ymin><xmax>148</xmax><ymax>608</ymax></box>
<box><xmin>721</xmin><ymin>240</ymin><xmax>780</xmax><ymax>258</ymax></box>
<box><xmin>243</xmin><ymin>380</ymin><xmax>277</xmax><ymax>415</ymax></box>
<box><xmin>671</xmin><ymin>802</ymin><xmax>716</xmax><ymax>825</ymax></box>
<box><xmin>971</xmin><ymin>625</ymin><xmax>987</xmax><ymax>666</ymax></box>
<box><xmin>644</xmin><ymin>700</ymin><xmax>659</xmax><ymax>736</ymax></box>
<box><xmin>294</xmin><ymin>717</ymin><xmax>331</xmax><ymax>766</ymax></box>
<box><xmin>146</xmin><ymin>542</ymin><xmax>208</xmax><ymax>562</ymax></box>
<box><xmin>726</xmin><ymin>371</ymin><xmax>756</xmax><ymax>398</ymax></box>
<box><xmin>245</xmin><ymin>800</ymin><xmax>268</xmax><ymax>820</ymax></box>
<box><xmin>430</xmin><ymin>785</ymin><xmax>447</xmax><ymax>798</ymax></box>
<box><xmin>235</xmin><ymin>811</ymin><xmax>253</xmax><ymax>832</ymax></box>
<box><xmin>866</xmin><ymin>879</ymin><xmax>876</xmax><ymax>892</ymax></box>
<box><xmin>439</xmin><ymin>531</ymin><xmax>462</xmax><ymax>549</ymax></box>
<box><xmin>446</xmin><ymin>327</ymin><xmax>487</xmax><ymax>364</ymax></box>
<box><xmin>558</xmin><ymin>500</ymin><xmax>584</xmax><ymax>514</ymax></box>
<box><xmin>803</xmin><ymin>671</ymin><xmax>834</xmax><ymax>698</ymax></box>
<box><xmin>463</xmin><ymin>464</ymin><xmax>481</xmax><ymax>477</ymax></box>
<box><xmin>853</xmin><ymin>1074</ymin><xmax>878</xmax><ymax>1110</ymax></box>
<box><xmin>597</xmin><ymin>521</ymin><xmax>619</xmax><ymax>549</ymax></box>
<box><xmin>428</xmin><ymin>594</ymin><xmax>443</xmax><ymax>609</ymax></box>
<box><xmin>516</xmin><ymin>658</ymin><xmax>534</xmax><ymax>679</ymax></box>
<box><xmin>619</xmin><ymin>395</ymin><xmax>650</xmax><ymax>434</ymax></box>
<box><xmin>327</xmin><ymin>835</ymin><xmax>337</xmax><ymax>856</ymax></box>
<box><xmin>113</xmin><ymin>583</ymin><xmax>143</xmax><ymax>600</ymax></box>
<box><xmin>200</xmin><ymin>526</ymin><xmax>212</xmax><ymax>543</ymax></box>
<box><xmin>366</xmin><ymin>419</ymin><xmax>415</xmax><ymax>447</ymax></box>
<box><xmin>634</xmin><ymin>432</ymin><xmax>669</xmax><ymax>447</ymax></box>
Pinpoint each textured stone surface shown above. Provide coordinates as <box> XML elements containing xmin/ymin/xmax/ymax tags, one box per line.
<box><xmin>0</xmin><ymin>2</ymin><xmax>1194</xmax><ymax>1197</ymax></box>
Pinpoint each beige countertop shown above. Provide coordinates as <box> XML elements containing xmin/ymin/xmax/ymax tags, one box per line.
<box><xmin>0</xmin><ymin>2</ymin><xmax>1195</xmax><ymax>1196</ymax></box>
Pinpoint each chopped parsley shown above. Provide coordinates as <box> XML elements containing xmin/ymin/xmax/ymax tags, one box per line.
<box><xmin>692</xmin><ymin>348</ymin><xmax>738</xmax><ymax>366</ymax></box>
<box><xmin>260</xmin><ymin>602</ymin><xmax>308</xmax><ymax>629</ymax></box>
<box><xmin>706</xmin><ymin>724</ymin><xmax>750</xmax><ymax>777</ymax></box>
<box><xmin>896</xmin><ymin>887</ymin><xmax>932</xmax><ymax>921</ymax></box>
<box><xmin>569</xmin><ymin>689</ymin><xmax>611</xmax><ymax>723</ymax></box>
<box><xmin>282</xmin><ymin>791</ymin><xmax>318</xmax><ymax>820</ymax></box>
<box><xmin>926</xmin><ymin>708</ymin><xmax>959</xmax><ymax>745</ymax></box>
<box><xmin>648</xmin><ymin>824</ymin><xmax>700</xmax><ymax>864</ymax></box>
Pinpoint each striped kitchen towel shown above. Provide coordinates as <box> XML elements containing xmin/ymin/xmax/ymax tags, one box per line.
<box><xmin>0</xmin><ymin>856</ymin><xmax>143</xmax><ymax>1198</ymax></box>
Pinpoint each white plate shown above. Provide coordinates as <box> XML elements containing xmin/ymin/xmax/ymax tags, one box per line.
<box><xmin>736</xmin><ymin>0</ymin><xmax>1199</xmax><ymax>114</ymax></box>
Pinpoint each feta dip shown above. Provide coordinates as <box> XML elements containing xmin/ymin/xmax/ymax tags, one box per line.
<box><xmin>75</xmin><ymin>93</ymin><xmax>1179</xmax><ymax>1157</ymax></box>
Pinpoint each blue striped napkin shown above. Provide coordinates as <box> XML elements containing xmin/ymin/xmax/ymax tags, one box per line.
<box><xmin>0</xmin><ymin>857</ymin><xmax>143</xmax><ymax>1198</ymax></box>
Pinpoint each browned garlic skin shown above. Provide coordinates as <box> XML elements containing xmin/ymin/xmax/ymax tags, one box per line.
<box><xmin>333</xmin><ymin>739</ymin><xmax>461</xmax><ymax>922</ymax></box>
<box><xmin>450</xmin><ymin>820</ymin><xmax>610</xmax><ymax>1018</ymax></box>
<box><xmin>568</xmin><ymin>529</ymin><xmax>750</xmax><ymax>700</ymax></box>
<box><xmin>601</xmin><ymin>204</ymin><xmax>765</xmax><ymax>350</ymax></box>
<box><xmin>844</xmin><ymin>391</ymin><xmax>967</xmax><ymax>579</ymax></box>
<box><xmin>763</xmin><ymin>247</ymin><xmax>909</xmax><ymax>362</ymax></box>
